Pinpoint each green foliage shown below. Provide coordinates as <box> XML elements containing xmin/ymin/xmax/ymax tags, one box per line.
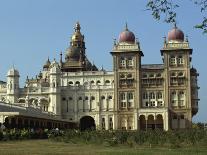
<box><xmin>146</xmin><ymin>0</ymin><xmax>207</xmax><ymax>34</ymax></box>
<box><xmin>47</xmin><ymin>129</ymin><xmax>207</xmax><ymax>149</ymax></box>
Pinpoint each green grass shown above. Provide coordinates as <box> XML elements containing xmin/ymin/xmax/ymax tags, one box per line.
<box><xmin>0</xmin><ymin>140</ymin><xmax>206</xmax><ymax>155</ymax></box>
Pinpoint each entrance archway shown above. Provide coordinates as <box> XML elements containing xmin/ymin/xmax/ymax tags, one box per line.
<box><xmin>80</xmin><ymin>116</ymin><xmax>95</xmax><ymax>131</ymax></box>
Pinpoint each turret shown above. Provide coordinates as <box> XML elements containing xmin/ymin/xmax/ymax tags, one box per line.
<box><xmin>49</xmin><ymin>60</ymin><xmax>61</xmax><ymax>117</ymax></box>
<box><xmin>6</xmin><ymin>67</ymin><xmax>20</xmax><ymax>103</ymax></box>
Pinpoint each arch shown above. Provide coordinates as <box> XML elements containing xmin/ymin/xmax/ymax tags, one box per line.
<box><xmin>75</xmin><ymin>81</ymin><xmax>80</xmax><ymax>85</ymax></box>
<box><xmin>80</xmin><ymin>116</ymin><xmax>96</xmax><ymax>131</ymax></box>
<box><xmin>68</xmin><ymin>81</ymin><xmax>73</xmax><ymax>86</ymax></box>
<box><xmin>147</xmin><ymin>115</ymin><xmax>155</xmax><ymax>130</ymax></box>
<box><xmin>90</xmin><ymin>80</ymin><xmax>95</xmax><ymax>85</ymax></box>
<box><xmin>139</xmin><ymin>115</ymin><xmax>146</xmax><ymax>130</ymax></box>
<box><xmin>105</xmin><ymin>80</ymin><xmax>110</xmax><ymax>85</ymax></box>
<box><xmin>156</xmin><ymin>114</ymin><xmax>163</xmax><ymax>130</ymax></box>
<box><xmin>96</xmin><ymin>80</ymin><xmax>101</xmax><ymax>85</ymax></box>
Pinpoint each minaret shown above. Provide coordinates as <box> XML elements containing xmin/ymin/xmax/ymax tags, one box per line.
<box><xmin>161</xmin><ymin>25</ymin><xmax>193</xmax><ymax>129</ymax></box>
<box><xmin>110</xmin><ymin>24</ymin><xmax>143</xmax><ymax>130</ymax></box>
<box><xmin>6</xmin><ymin>67</ymin><xmax>20</xmax><ymax>103</ymax></box>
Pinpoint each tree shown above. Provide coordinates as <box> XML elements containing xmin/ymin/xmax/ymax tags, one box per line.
<box><xmin>146</xmin><ymin>0</ymin><xmax>207</xmax><ymax>34</ymax></box>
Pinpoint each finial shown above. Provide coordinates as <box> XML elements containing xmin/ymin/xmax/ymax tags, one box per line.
<box><xmin>125</xmin><ymin>22</ymin><xmax>128</xmax><ymax>31</ymax></box>
<box><xmin>60</xmin><ymin>51</ymin><xmax>63</xmax><ymax>63</ymax></box>
<box><xmin>185</xmin><ymin>35</ymin><xmax>188</xmax><ymax>42</ymax></box>
<box><xmin>163</xmin><ymin>36</ymin><xmax>166</xmax><ymax>43</ymax></box>
<box><xmin>74</xmin><ymin>21</ymin><xmax>81</xmax><ymax>32</ymax></box>
<box><xmin>113</xmin><ymin>38</ymin><xmax>116</xmax><ymax>45</ymax></box>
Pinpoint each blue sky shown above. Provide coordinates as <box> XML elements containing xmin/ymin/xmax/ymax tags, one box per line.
<box><xmin>0</xmin><ymin>0</ymin><xmax>206</xmax><ymax>122</ymax></box>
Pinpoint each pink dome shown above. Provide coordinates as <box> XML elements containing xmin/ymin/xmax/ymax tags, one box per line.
<box><xmin>119</xmin><ymin>26</ymin><xmax>135</xmax><ymax>43</ymax></box>
<box><xmin>168</xmin><ymin>26</ymin><xmax>184</xmax><ymax>41</ymax></box>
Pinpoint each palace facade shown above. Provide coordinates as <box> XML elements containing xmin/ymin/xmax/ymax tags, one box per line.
<box><xmin>0</xmin><ymin>22</ymin><xmax>199</xmax><ymax>130</ymax></box>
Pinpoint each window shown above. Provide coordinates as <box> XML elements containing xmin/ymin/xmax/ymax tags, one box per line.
<box><xmin>91</xmin><ymin>80</ymin><xmax>95</xmax><ymax>85</ymax></box>
<box><xmin>69</xmin><ymin>97</ymin><xmax>73</xmax><ymax>100</ymax></box>
<box><xmin>178</xmin><ymin>72</ymin><xmax>184</xmax><ymax>77</ymax></box>
<box><xmin>102</xmin><ymin>118</ymin><xmax>105</xmax><ymax>130</ymax></box>
<box><xmin>142</xmin><ymin>74</ymin><xmax>147</xmax><ymax>78</ymax></box>
<box><xmin>109</xmin><ymin>117</ymin><xmax>113</xmax><ymax>130</ymax></box>
<box><xmin>128</xmin><ymin>58</ymin><xmax>133</xmax><ymax>67</ymax></box>
<box><xmin>178</xmin><ymin>55</ymin><xmax>184</xmax><ymax>64</ymax></box>
<box><xmin>127</xmin><ymin>74</ymin><xmax>132</xmax><ymax>79</ymax></box>
<box><xmin>91</xmin><ymin>96</ymin><xmax>95</xmax><ymax>100</ymax></box>
<box><xmin>78</xmin><ymin>97</ymin><xmax>82</xmax><ymax>100</ymax></box>
<box><xmin>171</xmin><ymin>72</ymin><xmax>176</xmax><ymax>77</ymax></box>
<box><xmin>128</xmin><ymin>92</ymin><xmax>133</xmax><ymax>100</ymax></box>
<box><xmin>120</xmin><ymin>74</ymin><xmax>125</xmax><ymax>79</ymax></box>
<box><xmin>85</xmin><ymin>96</ymin><xmax>88</xmax><ymax>100</ymax></box>
<box><xmin>143</xmin><ymin>92</ymin><xmax>148</xmax><ymax>99</ymax></box>
<box><xmin>120</xmin><ymin>58</ymin><xmax>126</xmax><ymax>67</ymax></box>
<box><xmin>149</xmin><ymin>74</ymin><xmax>154</xmax><ymax>78</ymax></box>
<box><xmin>180</xmin><ymin>115</ymin><xmax>185</xmax><ymax>119</ymax></box>
<box><xmin>105</xmin><ymin>80</ymin><xmax>110</xmax><ymax>85</ymax></box>
<box><xmin>121</xmin><ymin>102</ymin><xmax>126</xmax><ymax>108</ymax></box>
<box><xmin>75</xmin><ymin>81</ymin><xmax>80</xmax><ymax>85</ymax></box>
<box><xmin>157</xmin><ymin>92</ymin><xmax>162</xmax><ymax>99</ymax></box>
<box><xmin>108</xmin><ymin>96</ymin><xmax>112</xmax><ymax>100</ymax></box>
<box><xmin>101</xmin><ymin>96</ymin><xmax>105</xmax><ymax>100</ymax></box>
<box><xmin>68</xmin><ymin>81</ymin><xmax>73</xmax><ymax>86</ymax></box>
<box><xmin>97</xmin><ymin>80</ymin><xmax>101</xmax><ymax>85</ymax></box>
<box><xmin>120</xmin><ymin>93</ymin><xmax>126</xmax><ymax>100</ymax></box>
<box><xmin>156</xmin><ymin>73</ymin><xmax>161</xmax><ymax>77</ymax></box>
<box><xmin>170</xmin><ymin>55</ymin><xmax>176</xmax><ymax>65</ymax></box>
<box><xmin>149</xmin><ymin>92</ymin><xmax>155</xmax><ymax>99</ymax></box>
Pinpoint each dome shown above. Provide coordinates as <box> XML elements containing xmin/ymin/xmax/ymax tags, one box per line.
<box><xmin>168</xmin><ymin>25</ymin><xmax>184</xmax><ymax>42</ymax></box>
<box><xmin>119</xmin><ymin>24</ymin><xmax>135</xmax><ymax>43</ymax></box>
<box><xmin>43</xmin><ymin>58</ymin><xmax>51</xmax><ymax>69</ymax></box>
<box><xmin>66</xmin><ymin>47</ymin><xmax>81</xmax><ymax>61</ymax></box>
<box><xmin>7</xmin><ymin>67</ymin><xmax>19</xmax><ymax>76</ymax></box>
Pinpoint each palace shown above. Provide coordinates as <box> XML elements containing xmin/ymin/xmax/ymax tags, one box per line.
<box><xmin>0</xmin><ymin>22</ymin><xmax>199</xmax><ymax>130</ymax></box>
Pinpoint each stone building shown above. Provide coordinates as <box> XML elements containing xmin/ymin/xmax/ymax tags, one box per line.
<box><xmin>0</xmin><ymin>22</ymin><xmax>199</xmax><ymax>130</ymax></box>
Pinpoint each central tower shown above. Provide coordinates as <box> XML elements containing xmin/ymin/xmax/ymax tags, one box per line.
<box><xmin>111</xmin><ymin>24</ymin><xmax>143</xmax><ymax>130</ymax></box>
<box><xmin>61</xmin><ymin>22</ymin><xmax>97</xmax><ymax>72</ymax></box>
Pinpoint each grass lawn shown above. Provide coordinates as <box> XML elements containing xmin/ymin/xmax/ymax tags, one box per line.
<box><xmin>0</xmin><ymin>140</ymin><xmax>206</xmax><ymax>155</ymax></box>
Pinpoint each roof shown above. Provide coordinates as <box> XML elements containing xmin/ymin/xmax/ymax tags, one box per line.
<box><xmin>141</xmin><ymin>64</ymin><xmax>164</xmax><ymax>70</ymax></box>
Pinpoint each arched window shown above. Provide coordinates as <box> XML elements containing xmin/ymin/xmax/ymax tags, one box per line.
<box><xmin>90</xmin><ymin>80</ymin><xmax>95</xmax><ymax>85</ymax></box>
<box><xmin>108</xmin><ymin>96</ymin><xmax>113</xmax><ymax>100</ymax></box>
<box><xmin>101</xmin><ymin>96</ymin><xmax>105</xmax><ymax>100</ymax></box>
<box><xmin>105</xmin><ymin>80</ymin><xmax>110</xmax><ymax>85</ymax></box>
<box><xmin>91</xmin><ymin>96</ymin><xmax>95</xmax><ymax>100</ymax></box>
<box><xmin>69</xmin><ymin>97</ymin><xmax>73</xmax><ymax>100</ymax></box>
<box><xmin>75</xmin><ymin>81</ymin><xmax>80</xmax><ymax>85</ymax></box>
<box><xmin>96</xmin><ymin>80</ymin><xmax>101</xmax><ymax>85</ymax></box>
<box><xmin>79</xmin><ymin>97</ymin><xmax>82</xmax><ymax>100</ymax></box>
<box><xmin>85</xmin><ymin>96</ymin><xmax>88</xmax><ymax>100</ymax></box>
<box><xmin>68</xmin><ymin>81</ymin><xmax>73</xmax><ymax>86</ymax></box>
<box><xmin>128</xmin><ymin>93</ymin><xmax>133</xmax><ymax>100</ymax></box>
<box><xmin>178</xmin><ymin>72</ymin><xmax>184</xmax><ymax>77</ymax></box>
